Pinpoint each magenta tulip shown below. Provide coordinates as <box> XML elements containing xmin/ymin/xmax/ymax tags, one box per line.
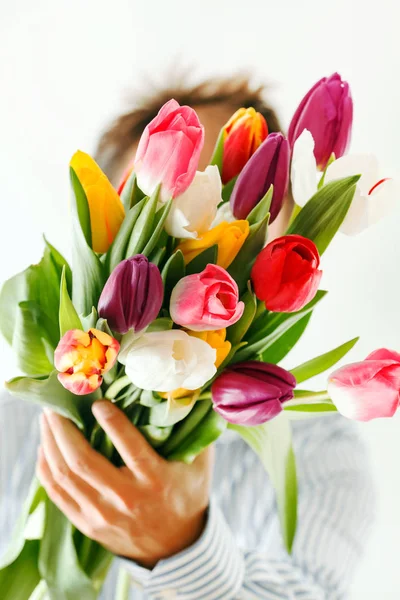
<box><xmin>328</xmin><ymin>348</ymin><xmax>400</xmax><ymax>421</ymax></box>
<box><xmin>134</xmin><ymin>99</ymin><xmax>204</xmax><ymax>202</ymax></box>
<box><xmin>170</xmin><ymin>264</ymin><xmax>244</xmax><ymax>332</ymax></box>
<box><xmin>230</xmin><ymin>132</ymin><xmax>290</xmax><ymax>223</ymax></box>
<box><xmin>288</xmin><ymin>73</ymin><xmax>353</xmax><ymax>170</ymax></box>
<box><xmin>211</xmin><ymin>361</ymin><xmax>296</xmax><ymax>426</ymax></box>
<box><xmin>98</xmin><ymin>255</ymin><xmax>163</xmax><ymax>334</ymax></box>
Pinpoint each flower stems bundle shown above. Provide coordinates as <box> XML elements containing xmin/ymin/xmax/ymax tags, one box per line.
<box><xmin>1</xmin><ymin>75</ymin><xmax>399</xmax><ymax>600</ymax></box>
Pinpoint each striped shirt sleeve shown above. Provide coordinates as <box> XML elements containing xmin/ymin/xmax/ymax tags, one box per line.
<box><xmin>120</xmin><ymin>417</ymin><xmax>375</xmax><ymax>600</ymax></box>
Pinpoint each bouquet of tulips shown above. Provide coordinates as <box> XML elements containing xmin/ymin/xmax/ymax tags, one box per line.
<box><xmin>1</xmin><ymin>73</ymin><xmax>399</xmax><ymax>600</ymax></box>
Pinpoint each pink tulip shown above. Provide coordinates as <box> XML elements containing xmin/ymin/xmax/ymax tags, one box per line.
<box><xmin>328</xmin><ymin>348</ymin><xmax>400</xmax><ymax>421</ymax></box>
<box><xmin>134</xmin><ymin>99</ymin><xmax>205</xmax><ymax>202</ymax></box>
<box><xmin>170</xmin><ymin>264</ymin><xmax>244</xmax><ymax>331</ymax></box>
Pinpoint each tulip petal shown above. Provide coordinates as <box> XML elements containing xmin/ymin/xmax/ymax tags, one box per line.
<box><xmin>291</xmin><ymin>130</ymin><xmax>318</xmax><ymax>207</ymax></box>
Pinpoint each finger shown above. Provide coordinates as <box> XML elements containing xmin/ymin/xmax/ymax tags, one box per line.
<box><xmin>40</xmin><ymin>413</ymin><xmax>109</xmax><ymax>517</ymax></box>
<box><xmin>92</xmin><ymin>401</ymin><xmax>165</xmax><ymax>480</ymax></box>
<box><xmin>43</xmin><ymin>409</ymin><xmax>124</xmax><ymax>495</ymax></box>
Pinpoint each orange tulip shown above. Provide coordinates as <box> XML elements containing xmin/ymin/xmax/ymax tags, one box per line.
<box><xmin>70</xmin><ymin>151</ymin><xmax>125</xmax><ymax>253</ymax></box>
<box><xmin>222</xmin><ymin>107</ymin><xmax>268</xmax><ymax>184</ymax></box>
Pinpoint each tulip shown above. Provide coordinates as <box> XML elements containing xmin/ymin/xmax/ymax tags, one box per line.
<box><xmin>211</xmin><ymin>361</ymin><xmax>296</xmax><ymax>425</ymax></box>
<box><xmin>328</xmin><ymin>348</ymin><xmax>400</xmax><ymax>421</ymax></box>
<box><xmin>121</xmin><ymin>329</ymin><xmax>217</xmax><ymax>392</ymax></box>
<box><xmin>288</xmin><ymin>73</ymin><xmax>353</xmax><ymax>170</ymax></box>
<box><xmin>165</xmin><ymin>166</ymin><xmax>222</xmax><ymax>239</ymax></box>
<box><xmin>230</xmin><ymin>132</ymin><xmax>290</xmax><ymax>223</ymax></box>
<box><xmin>134</xmin><ymin>99</ymin><xmax>204</xmax><ymax>202</ymax></box>
<box><xmin>55</xmin><ymin>328</ymin><xmax>120</xmax><ymax>395</ymax></box>
<box><xmin>251</xmin><ymin>235</ymin><xmax>322</xmax><ymax>312</ymax></box>
<box><xmin>98</xmin><ymin>255</ymin><xmax>163</xmax><ymax>334</ymax></box>
<box><xmin>324</xmin><ymin>154</ymin><xmax>397</xmax><ymax>235</ymax></box>
<box><xmin>221</xmin><ymin>107</ymin><xmax>268</xmax><ymax>184</ymax></box>
<box><xmin>170</xmin><ymin>264</ymin><xmax>244</xmax><ymax>331</ymax></box>
<box><xmin>176</xmin><ymin>220</ymin><xmax>249</xmax><ymax>269</ymax></box>
<box><xmin>188</xmin><ymin>328</ymin><xmax>231</xmax><ymax>368</ymax></box>
<box><xmin>70</xmin><ymin>151</ymin><xmax>125</xmax><ymax>254</ymax></box>
<box><xmin>211</xmin><ymin>202</ymin><xmax>235</xmax><ymax>227</ymax></box>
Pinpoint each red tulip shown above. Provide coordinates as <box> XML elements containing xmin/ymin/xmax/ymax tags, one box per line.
<box><xmin>328</xmin><ymin>349</ymin><xmax>400</xmax><ymax>421</ymax></box>
<box><xmin>251</xmin><ymin>235</ymin><xmax>322</xmax><ymax>312</ymax></box>
<box><xmin>221</xmin><ymin>108</ymin><xmax>268</xmax><ymax>184</ymax></box>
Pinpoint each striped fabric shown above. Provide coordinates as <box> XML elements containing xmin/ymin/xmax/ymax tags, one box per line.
<box><xmin>0</xmin><ymin>393</ymin><xmax>375</xmax><ymax>599</ymax></box>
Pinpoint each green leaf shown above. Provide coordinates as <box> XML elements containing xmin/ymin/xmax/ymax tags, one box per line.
<box><xmin>230</xmin><ymin>413</ymin><xmax>297</xmax><ymax>553</ymax></box>
<box><xmin>148</xmin><ymin>246</ymin><xmax>166</xmax><ymax>267</ymax></box>
<box><xmin>221</xmin><ymin>176</ymin><xmax>237</xmax><ymax>203</ymax></box>
<box><xmin>0</xmin><ymin>541</ymin><xmax>41</xmax><ymax>599</ymax></box>
<box><xmin>227</xmin><ymin>284</ymin><xmax>257</xmax><ymax>346</ymax></box>
<box><xmin>236</xmin><ymin>290</ymin><xmax>327</xmax><ymax>362</ymax></box>
<box><xmin>161</xmin><ymin>250</ymin><xmax>185</xmax><ymax>307</ymax></box>
<box><xmin>209</xmin><ymin>128</ymin><xmax>224</xmax><ymax>172</ymax></box>
<box><xmin>12</xmin><ymin>302</ymin><xmax>54</xmax><ymax>376</ymax></box>
<box><xmin>105</xmin><ymin>198</ymin><xmax>146</xmax><ymax>273</ymax></box>
<box><xmin>246</xmin><ymin>185</ymin><xmax>273</xmax><ymax>226</ymax></box>
<box><xmin>39</xmin><ymin>499</ymin><xmax>99</xmax><ymax>600</ymax></box>
<box><xmin>228</xmin><ymin>213</ymin><xmax>270</xmax><ymax>293</ymax></box>
<box><xmin>167</xmin><ymin>405</ymin><xmax>227</xmax><ymax>463</ymax></box>
<box><xmin>146</xmin><ymin>317</ymin><xmax>173</xmax><ymax>332</ymax></box>
<box><xmin>185</xmin><ymin>245</ymin><xmax>218</xmax><ymax>275</ymax></box>
<box><xmin>260</xmin><ymin>312</ymin><xmax>312</xmax><ymax>364</ymax></box>
<box><xmin>126</xmin><ymin>186</ymin><xmax>161</xmax><ymax>257</ymax></box>
<box><xmin>70</xmin><ymin>169</ymin><xmax>105</xmax><ymax>315</ymax></box>
<box><xmin>69</xmin><ymin>167</ymin><xmax>92</xmax><ymax>248</ymax></box>
<box><xmin>290</xmin><ymin>337</ymin><xmax>359</xmax><ymax>384</ymax></box>
<box><xmin>139</xmin><ymin>425</ymin><xmax>173</xmax><ymax>448</ymax></box>
<box><xmin>286</xmin><ymin>175</ymin><xmax>360</xmax><ymax>255</ymax></box>
<box><xmin>0</xmin><ymin>247</ymin><xmax>62</xmax><ymax>347</ymax></box>
<box><xmin>5</xmin><ymin>371</ymin><xmax>98</xmax><ymax>430</ymax></box>
<box><xmin>284</xmin><ymin>390</ymin><xmax>337</xmax><ymax>420</ymax></box>
<box><xmin>142</xmin><ymin>199</ymin><xmax>172</xmax><ymax>257</ymax></box>
<box><xmin>149</xmin><ymin>395</ymin><xmax>197</xmax><ymax>427</ymax></box>
<box><xmin>120</xmin><ymin>170</ymin><xmax>145</xmax><ymax>211</ymax></box>
<box><xmin>44</xmin><ymin>237</ymin><xmax>72</xmax><ymax>294</ymax></box>
<box><xmin>59</xmin><ymin>267</ymin><xmax>82</xmax><ymax>337</ymax></box>
<box><xmin>81</xmin><ymin>307</ymin><xmax>98</xmax><ymax>331</ymax></box>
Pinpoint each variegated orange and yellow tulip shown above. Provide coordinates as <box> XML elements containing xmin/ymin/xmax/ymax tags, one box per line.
<box><xmin>55</xmin><ymin>328</ymin><xmax>120</xmax><ymax>395</ymax></box>
<box><xmin>222</xmin><ymin>107</ymin><xmax>268</xmax><ymax>184</ymax></box>
<box><xmin>176</xmin><ymin>220</ymin><xmax>249</xmax><ymax>269</ymax></box>
<box><xmin>70</xmin><ymin>151</ymin><xmax>125</xmax><ymax>253</ymax></box>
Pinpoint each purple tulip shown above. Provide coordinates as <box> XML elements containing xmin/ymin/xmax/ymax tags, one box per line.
<box><xmin>211</xmin><ymin>361</ymin><xmax>296</xmax><ymax>426</ymax></box>
<box><xmin>98</xmin><ymin>255</ymin><xmax>163</xmax><ymax>334</ymax></box>
<box><xmin>230</xmin><ymin>132</ymin><xmax>290</xmax><ymax>224</ymax></box>
<box><xmin>288</xmin><ymin>72</ymin><xmax>353</xmax><ymax>170</ymax></box>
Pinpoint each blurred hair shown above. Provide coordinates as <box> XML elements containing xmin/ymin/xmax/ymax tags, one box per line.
<box><xmin>95</xmin><ymin>73</ymin><xmax>282</xmax><ymax>181</ymax></box>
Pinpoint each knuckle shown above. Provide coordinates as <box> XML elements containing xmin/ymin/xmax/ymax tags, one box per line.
<box><xmin>68</xmin><ymin>454</ymin><xmax>90</xmax><ymax>475</ymax></box>
<box><xmin>53</xmin><ymin>463</ymin><xmax>74</xmax><ymax>484</ymax></box>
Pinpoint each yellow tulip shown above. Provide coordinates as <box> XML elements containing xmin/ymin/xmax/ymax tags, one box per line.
<box><xmin>159</xmin><ymin>329</ymin><xmax>231</xmax><ymax>400</ymax></box>
<box><xmin>176</xmin><ymin>220</ymin><xmax>249</xmax><ymax>269</ymax></box>
<box><xmin>70</xmin><ymin>151</ymin><xmax>125</xmax><ymax>253</ymax></box>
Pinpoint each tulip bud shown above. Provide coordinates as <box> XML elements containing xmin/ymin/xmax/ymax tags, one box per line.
<box><xmin>98</xmin><ymin>255</ymin><xmax>163</xmax><ymax>334</ymax></box>
<box><xmin>251</xmin><ymin>235</ymin><xmax>322</xmax><ymax>313</ymax></box>
<box><xmin>288</xmin><ymin>73</ymin><xmax>353</xmax><ymax>170</ymax></box>
<box><xmin>176</xmin><ymin>220</ymin><xmax>249</xmax><ymax>269</ymax></box>
<box><xmin>170</xmin><ymin>264</ymin><xmax>244</xmax><ymax>332</ymax></box>
<box><xmin>221</xmin><ymin>108</ymin><xmax>268</xmax><ymax>184</ymax></box>
<box><xmin>134</xmin><ymin>99</ymin><xmax>204</xmax><ymax>202</ymax></box>
<box><xmin>230</xmin><ymin>132</ymin><xmax>290</xmax><ymax>223</ymax></box>
<box><xmin>55</xmin><ymin>328</ymin><xmax>120</xmax><ymax>395</ymax></box>
<box><xmin>212</xmin><ymin>361</ymin><xmax>296</xmax><ymax>425</ymax></box>
<box><xmin>328</xmin><ymin>348</ymin><xmax>400</xmax><ymax>421</ymax></box>
<box><xmin>70</xmin><ymin>151</ymin><xmax>125</xmax><ymax>254</ymax></box>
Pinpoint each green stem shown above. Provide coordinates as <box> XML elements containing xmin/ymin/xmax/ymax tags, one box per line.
<box><xmin>159</xmin><ymin>399</ymin><xmax>212</xmax><ymax>456</ymax></box>
<box><xmin>287</xmin><ymin>203</ymin><xmax>302</xmax><ymax>228</ymax></box>
<box><xmin>105</xmin><ymin>376</ymin><xmax>131</xmax><ymax>400</ymax></box>
<box><xmin>290</xmin><ymin>390</ymin><xmax>331</xmax><ymax>403</ymax></box>
<box><xmin>30</xmin><ymin>580</ymin><xmax>48</xmax><ymax>600</ymax></box>
<box><xmin>115</xmin><ymin>568</ymin><xmax>131</xmax><ymax>600</ymax></box>
<box><xmin>254</xmin><ymin>300</ymin><xmax>266</xmax><ymax>321</ymax></box>
<box><xmin>78</xmin><ymin>534</ymin><xmax>94</xmax><ymax>573</ymax></box>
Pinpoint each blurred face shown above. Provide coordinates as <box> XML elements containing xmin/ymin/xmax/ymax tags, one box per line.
<box><xmin>116</xmin><ymin>102</ymin><xmax>293</xmax><ymax>239</ymax></box>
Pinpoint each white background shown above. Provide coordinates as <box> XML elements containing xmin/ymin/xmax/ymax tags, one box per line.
<box><xmin>1</xmin><ymin>1</ymin><xmax>400</xmax><ymax>597</ymax></box>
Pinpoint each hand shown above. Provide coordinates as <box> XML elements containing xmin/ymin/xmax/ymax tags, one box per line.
<box><xmin>36</xmin><ymin>401</ymin><xmax>214</xmax><ymax>568</ymax></box>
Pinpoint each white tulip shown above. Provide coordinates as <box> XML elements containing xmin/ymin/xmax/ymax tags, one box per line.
<box><xmin>291</xmin><ymin>129</ymin><xmax>319</xmax><ymax>208</ymax></box>
<box><xmin>164</xmin><ymin>166</ymin><xmax>222</xmax><ymax>239</ymax></box>
<box><xmin>122</xmin><ymin>329</ymin><xmax>217</xmax><ymax>392</ymax></box>
<box><xmin>324</xmin><ymin>154</ymin><xmax>397</xmax><ymax>235</ymax></box>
